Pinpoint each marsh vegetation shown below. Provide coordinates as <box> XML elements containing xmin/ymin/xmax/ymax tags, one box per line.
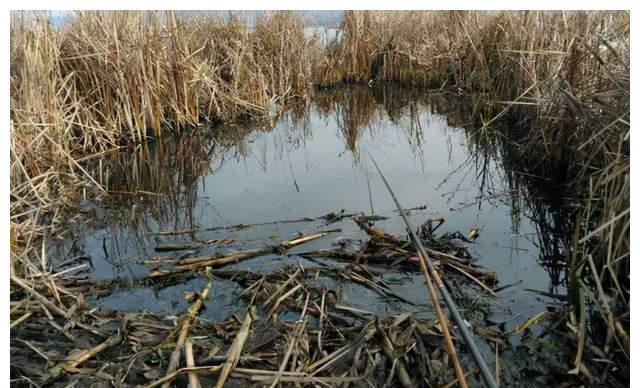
<box><xmin>10</xmin><ymin>10</ymin><xmax>629</xmax><ymax>387</ymax></box>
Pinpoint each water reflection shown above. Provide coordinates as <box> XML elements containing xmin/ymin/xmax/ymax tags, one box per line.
<box><xmin>55</xmin><ymin>85</ymin><xmax>575</xmax><ymax>329</ymax></box>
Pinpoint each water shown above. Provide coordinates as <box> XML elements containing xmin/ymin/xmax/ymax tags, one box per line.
<box><xmin>51</xmin><ymin>85</ymin><xmax>566</xmax><ymax>343</ymax></box>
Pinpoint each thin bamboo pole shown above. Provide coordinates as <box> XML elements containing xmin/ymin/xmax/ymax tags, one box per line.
<box><xmin>370</xmin><ymin>155</ymin><xmax>498</xmax><ymax>388</ymax></box>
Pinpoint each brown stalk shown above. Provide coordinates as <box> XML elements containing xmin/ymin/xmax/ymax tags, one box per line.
<box><xmin>416</xmin><ymin>250</ymin><xmax>468</xmax><ymax>388</ymax></box>
<box><xmin>216</xmin><ymin>312</ymin><xmax>252</xmax><ymax>388</ymax></box>
<box><xmin>144</xmin><ymin>365</ymin><xmax>223</xmax><ymax>388</ymax></box>
<box><xmin>149</xmin><ymin>230</ymin><xmax>336</xmax><ymax>278</ymax></box>
<box><xmin>161</xmin><ymin>281</ymin><xmax>212</xmax><ymax>388</ymax></box>
<box><xmin>185</xmin><ymin>340</ymin><xmax>202</xmax><ymax>388</ymax></box>
<box><xmin>50</xmin><ymin>332</ymin><xmax>123</xmax><ymax>377</ymax></box>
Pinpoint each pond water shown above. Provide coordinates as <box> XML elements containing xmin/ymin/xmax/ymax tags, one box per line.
<box><xmin>50</xmin><ymin>85</ymin><xmax>567</xmax><ymax>364</ymax></box>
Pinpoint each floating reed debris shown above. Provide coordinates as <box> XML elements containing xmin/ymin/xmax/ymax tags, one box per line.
<box><xmin>152</xmin><ymin>210</ymin><xmax>357</xmax><ymax>238</ymax></box>
<box><xmin>216</xmin><ymin>312</ymin><xmax>252</xmax><ymax>388</ymax></box>
<box><xmin>148</xmin><ymin>230</ymin><xmax>339</xmax><ymax>278</ymax></box>
<box><xmin>11</xmin><ymin>210</ymin><xmax>507</xmax><ymax>386</ymax></box>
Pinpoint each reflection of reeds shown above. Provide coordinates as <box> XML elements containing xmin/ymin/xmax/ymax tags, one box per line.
<box><xmin>85</xmin><ymin>118</ymin><xmax>279</xmax><ymax>235</ymax></box>
<box><xmin>80</xmin><ymin>85</ymin><xmax>435</xmax><ymax>242</ymax></box>
<box><xmin>312</xmin><ymin>87</ymin><xmax>377</xmax><ymax>153</ymax></box>
<box><xmin>338</xmin><ymin>88</ymin><xmax>379</xmax><ymax>153</ymax></box>
<box><xmin>313</xmin><ymin>85</ymin><xmax>432</xmax><ymax>154</ymax></box>
<box><xmin>94</xmin><ymin>136</ymin><xmax>213</xmax><ymax>231</ymax></box>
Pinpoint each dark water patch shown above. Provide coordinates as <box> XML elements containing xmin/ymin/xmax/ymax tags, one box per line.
<box><xmin>53</xmin><ymin>86</ymin><xmax>568</xmax><ymax>321</ymax></box>
<box><xmin>93</xmin><ymin>277</ymin><xmax>241</xmax><ymax>322</ymax></box>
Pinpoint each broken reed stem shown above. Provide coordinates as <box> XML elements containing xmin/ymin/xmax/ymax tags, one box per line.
<box><xmin>307</xmin><ymin>321</ymin><xmax>377</xmax><ymax>376</ymax></box>
<box><xmin>153</xmin><ymin>213</ymin><xmax>351</xmax><ymax>236</ymax></box>
<box><xmin>11</xmin><ymin>275</ymin><xmax>68</xmax><ymax>318</ymax></box>
<box><xmin>149</xmin><ymin>230</ymin><xmax>336</xmax><ymax>278</ymax></box>
<box><xmin>417</xmin><ymin>250</ymin><xmax>469</xmax><ymax>388</ymax></box>
<box><xmin>144</xmin><ymin>365</ymin><xmax>223</xmax><ymax>388</ymax></box>
<box><xmin>446</xmin><ymin>262</ymin><xmax>496</xmax><ymax>296</ymax></box>
<box><xmin>66</xmin><ymin>333</ymin><xmax>123</xmax><ymax>369</ymax></box>
<box><xmin>262</xmin><ymin>268</ymin><xmax>301</xmax><ymax>307</ymax></box>
<box><xmin>161</xmin><ymin>281</ymin><xmax>212</xmax><ymax>388</ymax></box>
<box><xmin>185</xmin><ymin>340</ymin><xmax>201</xmax><ymax>388</ymax></box>
<box><xmin>270</xmin><ymin>320</ymin><xmax>307</xmax><ymax>387</ymax></box>
<box><xmin>216</xmin><ymin>312</ymin><xmax>252</xmax><ymax>388</ymax></box>
<box><xmin>380</xmin><ymin>326</ymin><xmax>412</xmax><ymax>388</ymax></box>
<box><xmin>268</xmin><ymin>283</ymin><xmax>303</xmax><ymax>318</ymax></box>
<box><xmin>10</xmin><ymin>311</ymin><xmax>33</xmax><ymax>329</ymax></box>
<box><xmin>49</xmin><ymin>332</ymin><xmax>123</xmax><ymax>378</ymax></box>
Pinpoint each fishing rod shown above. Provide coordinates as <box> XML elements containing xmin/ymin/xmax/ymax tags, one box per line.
<box><xmin>369</xmin><ymin>155</ymin><xmax>498</xmax><ymax>388</ymax></box>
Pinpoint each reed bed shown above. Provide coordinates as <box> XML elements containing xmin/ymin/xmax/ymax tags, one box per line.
<box><xmin>10</xmin><ymin>9</ymin><xmax>630</xmax><ymax>387</ymax></box>
<box><xmin>10</xmin><ymin>10</ymin><xmax>315</xmax><ymax>267</ymax></box>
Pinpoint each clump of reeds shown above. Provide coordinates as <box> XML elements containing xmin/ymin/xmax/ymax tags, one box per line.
<box><xmin>316</xmin><ymin>11</ymin><xmax>469</xmax><ymax>87</ymax></box>
<box><xmin>10</xmin><ymin>10</ymin><xmax>316</xmax><ymax>270</ymax></box>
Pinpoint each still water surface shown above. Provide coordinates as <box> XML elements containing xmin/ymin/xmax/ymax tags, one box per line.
<box><xmin>53</xmin><ymin>86</ymin><xmax>565</xmax><ymax>337</ymax></box>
